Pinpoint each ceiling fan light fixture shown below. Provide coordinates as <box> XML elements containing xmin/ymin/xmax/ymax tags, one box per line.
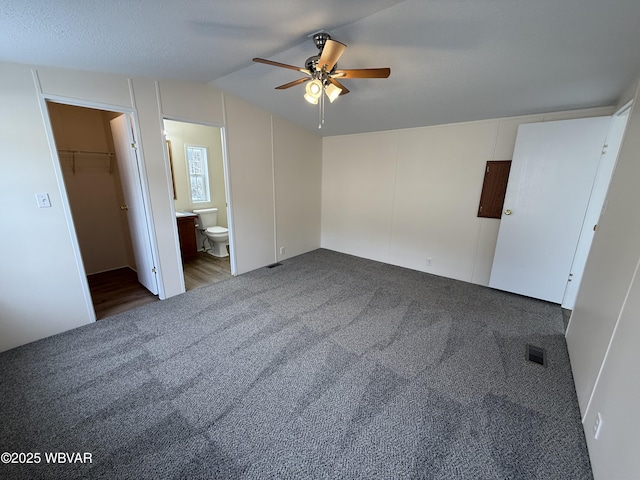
<box><xmin>305</xmin><ymin>79</ymin><xmax>323</xmax><ymax>99</ymax></box>
<box><xmin>325</xmin><ymin>83</ymin><xmax>342</xmax><ymax>103</ymax></box>
<box><xmin>304</xmin><ymin>93</ymin><xmax>319</xmax><ymax>104</ymax></box>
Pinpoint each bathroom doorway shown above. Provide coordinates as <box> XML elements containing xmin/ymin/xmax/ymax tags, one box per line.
<box><xmin>163</xmin><ymin>119</ymin><xmax>233</xmax><ymax>291</ymax></box>
<box><xmin>47</xmin><ymin>101</ymin><xmax>160</xmax><ymax>318</ymax></box>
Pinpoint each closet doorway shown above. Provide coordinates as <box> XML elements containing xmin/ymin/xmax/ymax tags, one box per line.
<box><xmin>163</xmin><ymin>119</ymin><xmax>233</xmax><ymax>290</ymax></box>
<box><xmin>47</xmin><ymin>101</ymin><xmax>159</xmax><ymax>319</ymax></box>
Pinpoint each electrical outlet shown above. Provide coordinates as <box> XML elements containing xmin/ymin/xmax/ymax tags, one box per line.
<box><xmin>279</xmin><ymin>247</ymin><xmax>285</xmax><ymax>255</ymax></box>
<box><xmin>593</xmin><ymin>412</ymin><xmax>603</xmax><ymax>439</ymax></box>
<box><xmin>427</xmin><ymin>257</ymin><xmax>433</xmax><ymax>267</ymax></box>
<box><xmin>36</xmin><ymin>193</ymin><xmax>51</xmax><ymax>208</ymax></box>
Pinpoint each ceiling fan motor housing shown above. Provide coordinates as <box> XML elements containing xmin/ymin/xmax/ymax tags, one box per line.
<box><xmin>312</xmin><ymin>32</ymin><xmax>331</xmax><ymax>51</ymax></box>
<box><xmin>305</xmin><ymin>55</ymin><xmax>320</xmax><ymax>72</ymax></box>
<box><xmin>306</xmin><ymin>55</ymin><xmax>337</xmax><ymax>79</ymax></box>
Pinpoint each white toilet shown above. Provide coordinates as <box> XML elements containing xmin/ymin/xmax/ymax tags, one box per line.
<box><xmin>193</xmin><ymin>208</ymin><xmax>229</xmax><ymax>257</ymax></box>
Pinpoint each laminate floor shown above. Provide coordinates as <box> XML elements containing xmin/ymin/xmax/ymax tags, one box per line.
<box><xmin>88</xmin><ymin>267</ymin><xmax>159</xmax><ymax>320</ymax></box>
<box><xmin>183</xmin><ymin>251</ymin><xmax>232</xmax><ymax>291</ymax></box>
<box><xmin>88</xmin><ymin>253</ymin><xmax>231</xmax><ymax>320</ymax></box>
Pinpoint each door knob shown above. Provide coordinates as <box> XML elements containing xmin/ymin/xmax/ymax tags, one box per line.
<box><xmin>504</xmin><ymin>209</ymin><xmax>512</xmax><ymax>216</ymax></box>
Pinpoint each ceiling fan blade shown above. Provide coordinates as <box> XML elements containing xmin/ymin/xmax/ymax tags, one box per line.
<box><xmin>253</xmin><ymin>58</ymin><xmax>310</xmax><ymax>74</ymax></box>
<box><xmin>328</xmin><ymin>77</ymin><xmax>349</xmax><ymax>95</ymax></box>
<box><xmin>275</xmin><ymin>77</ymin><xmax>310</xmax><ymax>90</ymax></box>
<box><xmin>333</xmin><ymin>68</ymin><xmax>391</xmax><ymax>79</ymax></box>
<box><xmin>317</xmin><ymin>39</ymin><xmax>347</xmax><ymax>72</ymax></box>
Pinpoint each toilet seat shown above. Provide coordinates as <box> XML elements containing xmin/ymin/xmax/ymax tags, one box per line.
<box><xmin>206</xmin><ymin>226</ymin><xmax>228</xmax><ymax>235</ymax></box>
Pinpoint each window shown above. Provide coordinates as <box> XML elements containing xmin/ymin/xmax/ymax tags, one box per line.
<box><xmin>186</xmin><ymin>145</ymin><xmax>210</xmax><ymax>203</ymax></box>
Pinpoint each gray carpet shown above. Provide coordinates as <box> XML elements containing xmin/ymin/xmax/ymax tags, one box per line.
<box><xmin>0</xmin><ymin>249</ymin><xmax>593</xmax><ymax>479</ymax></box>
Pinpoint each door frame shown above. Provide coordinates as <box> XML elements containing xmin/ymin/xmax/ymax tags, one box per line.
<box><xmin>161</xmin><ymin>116</ymin><xmax>237</xmax><ymax>277</ymax></box>
<box><xmin>37</xmin><ymin>93</ymin><xmax>164</xmax><ymax>321</ymax></box>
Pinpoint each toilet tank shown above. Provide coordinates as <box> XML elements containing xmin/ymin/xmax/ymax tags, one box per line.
<box><xmin>193</xmin><ymin>208</ymin><xmax>218</xmax><ymax>228</ymax></box>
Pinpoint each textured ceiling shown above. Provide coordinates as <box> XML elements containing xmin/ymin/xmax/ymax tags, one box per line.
<box><xmin>2</xmin><ymin>0</ymin><xmax>639</xmax><ymax>136</ymax></box>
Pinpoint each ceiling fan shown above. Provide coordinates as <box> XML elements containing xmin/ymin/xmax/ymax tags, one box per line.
<box><xmin>253</xmin><ymin>32</ymin><xmax>391</xmax><ymax>128</ymax></box>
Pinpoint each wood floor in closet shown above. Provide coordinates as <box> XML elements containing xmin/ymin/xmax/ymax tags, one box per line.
<box><xmin>88</xmin><ymin>252</ymin><xmax>232</xmax><ymax>320</ymax></box>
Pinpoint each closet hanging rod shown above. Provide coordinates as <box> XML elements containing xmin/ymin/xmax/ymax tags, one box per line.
<box><xmin>57</xmin><ymin>149</ymin><xmax>115</xmax><ymax>157</ymax></box>
<box><xmin>59</xmin><ymin>149</ymin><xmax>115</xmax><ymax>175</ymax></box>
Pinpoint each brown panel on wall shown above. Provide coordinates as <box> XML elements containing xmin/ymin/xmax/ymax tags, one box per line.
<box><xmin>477</xmin><ymin>160</ymin><xmax>511</xmax><ymax>218</ymax></box>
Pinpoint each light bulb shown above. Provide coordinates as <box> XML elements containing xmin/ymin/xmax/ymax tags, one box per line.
<box><xmin>305</xmin><ymin>79</ymin><xmax>323</xmax><ymax>99</ymax></box>
<box><xmin>325</xmin><ymin>83</ymin><xmax>342</xmax><ymax>103</ymax></box>
<box><xmin>304</xmin><ymin>93</ymin><xmax>319</xmax><ymax>104</ymax></box>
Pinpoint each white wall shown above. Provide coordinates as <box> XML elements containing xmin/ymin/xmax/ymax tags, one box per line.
<box><xmin>0</xmin><ymin>61</ymin><xmax>322</xmax><ymax>352</ymax></box>
<box><xmin>223</xmin><ymin>94</ymin><xmax>277</xmax><ymax>273</ymax></box>
<box><xmin>0</xmin><ymin>63</ymin><xmax>94</xmax><ymax>349</ymax></box>
<box><xmin>129</xmin><ymin>76</ymin><xmax>182</xmax><ymax>297</ymax></box>
<box><xmin>321</xmin><ymin>107</ymin><xmax>613</xmax><ymax>285</ymax></box>
<box><xmin>580</xmin><ymin>261</ymin><xmax>640</xmax><ymax>480</ymax></box>
<box><xmin>565</xmin><ymin>77</ymin><xmax>640</xmax><ymax>480</ymax></box>
<box><xmin>273</xmin><ymin>117</ymin><xmax>322</xmax><ymax>261</ymax></box>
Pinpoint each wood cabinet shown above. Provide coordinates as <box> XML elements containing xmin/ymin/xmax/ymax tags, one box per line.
<box><xmin>177</xmin><ymin>215</ymin><xmax>198</xmax><ymax>261</ymax></box>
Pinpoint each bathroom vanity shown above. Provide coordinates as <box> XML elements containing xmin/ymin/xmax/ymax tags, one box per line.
<box><xmin>176</xmin><ymin>212</ymin><xmax>198</xmax><ymax>261</ymax></box>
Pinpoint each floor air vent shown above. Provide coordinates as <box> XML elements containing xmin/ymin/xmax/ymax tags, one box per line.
<box><xmin>526</xmin><ymin>344</ymin><xmax>546</xmax><ymax>367</ymax></box>
<box><xmin>266</xmin><ymin>262</ymin><xmax>283</xmax><ymax>269</ymax></box>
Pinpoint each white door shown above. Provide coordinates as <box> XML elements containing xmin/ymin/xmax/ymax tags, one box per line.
<box><xmin>110</xmin><ymin>114</ymin><xmax>159</xmax><ymax>295</ymax></box>
<box><xmin>489</xmin><ymin>116</ymin><xmax>611</xmax><ymax>303</ymax></box>
<box><xmin>562</xmin><ymin>107</ymin><xmax>631</xmax><ymax>308</ymax></box>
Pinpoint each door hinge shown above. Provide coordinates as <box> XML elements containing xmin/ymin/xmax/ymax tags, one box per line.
<box><xmin>131</xmin><ymin>142</ymin><xmax>137</xmax><ymax>149</ymax></box>
<box><xmin>486</xmin><ymin>166</ymin><xmax>490</xmax><ymax>173</ymax></box>
<box><xmin>152</xmin><ymin>267</ymin><xmax>157</xmax><ymax>274</ymax></box>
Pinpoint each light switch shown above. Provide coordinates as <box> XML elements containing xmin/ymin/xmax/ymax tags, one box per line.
<box><xmin>36</xmin><ymin>193</ymin><xmax>51</xmax><ymax>208</ymax></box>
